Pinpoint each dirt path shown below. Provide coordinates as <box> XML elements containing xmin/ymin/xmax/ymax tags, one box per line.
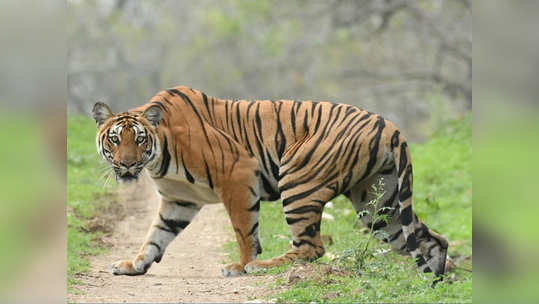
<box><xmin>69</xmin><ymin>175</ymin><xmax>273</xmax><ymax>303</ymax></box>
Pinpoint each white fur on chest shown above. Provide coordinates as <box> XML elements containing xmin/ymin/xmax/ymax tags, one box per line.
<box><xmin>147</xmin><ymin>170</ymin><xmax>221</xmax><ymax>205</ymax></box>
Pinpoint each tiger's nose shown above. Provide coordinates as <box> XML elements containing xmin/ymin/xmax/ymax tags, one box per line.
<box><xmin>120</xmin><ymin>160</ymin><xmax>136</xmax><ymax>168</ymax></box>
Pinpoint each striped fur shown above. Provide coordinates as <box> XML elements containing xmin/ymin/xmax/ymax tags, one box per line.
<box><xmin>93</xmin><ymin>86</ymin><xmax>448</xmax><ymax>279</ymax></box>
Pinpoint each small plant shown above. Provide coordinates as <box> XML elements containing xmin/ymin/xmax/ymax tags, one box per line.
<box><xmin>336</xmin><ymin>177</ymin><xmax>393</xmax><ymax>272</ymax></box>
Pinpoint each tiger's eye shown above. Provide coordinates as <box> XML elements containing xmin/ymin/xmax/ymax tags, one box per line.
<box><xmin>136</xmin><ymin>136</ymin><xmax>146</xmax><ymax>144</ymax></box>
<box><xmin>109</xmin><ymin>135</ymin><xmax>119</xmax><ymax>144</ymax></box>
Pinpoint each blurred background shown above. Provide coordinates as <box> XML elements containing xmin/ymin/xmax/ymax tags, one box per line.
<box><xmin>68</xmin><ymin>0</ymin><xmax>471</xmax><ymax>141</ymax></box>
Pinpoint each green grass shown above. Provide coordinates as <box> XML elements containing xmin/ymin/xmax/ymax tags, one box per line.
<box><xmin>67</xmin><ymin>116</ymin><xmax>117</xmax><ymax>290</ymax></box>
<box><xmin>225</xmin><ymin>114</ymin><xmax>472</xmax><ymax>303</ymax></box>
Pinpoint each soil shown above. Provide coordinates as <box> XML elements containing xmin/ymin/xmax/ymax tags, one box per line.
<box><xmin>68</xmin><ymin>174</ymin><xmax>275</xmax><ymax>303</ymax></box>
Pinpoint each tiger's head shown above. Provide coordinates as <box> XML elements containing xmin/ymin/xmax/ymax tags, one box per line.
<box><xmin>92</xmin><ymin>102</ymin><xmax>163</xmax><ymax>183</ymax></box>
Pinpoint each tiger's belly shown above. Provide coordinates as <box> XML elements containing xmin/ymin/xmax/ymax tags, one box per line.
<box><xmin>150</xmin><ymin>176</ymin><xmax>221</xmax><ymax>205</ymax></box>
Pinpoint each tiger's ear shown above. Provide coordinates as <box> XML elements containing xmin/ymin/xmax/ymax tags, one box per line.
<box><xmin>143</xmin><ymin>105</ymin><xmax>162</xmax><ymax>127</ymax></box>
<box><xmin>92</xmin><ymin>102</ymin><xmax>114</xmax><ymax>126</ymax></box>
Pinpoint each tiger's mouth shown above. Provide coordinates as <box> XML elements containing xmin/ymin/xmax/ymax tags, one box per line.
<box><xmin>117</xmin><ymin>172</ymin><xmax>139</xmax><ymax>183</ymax></box>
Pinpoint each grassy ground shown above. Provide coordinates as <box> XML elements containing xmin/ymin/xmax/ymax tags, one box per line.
<box><xmin>67</xmin><ymin>117</ymin><xmax>118</xmax><ymax>290</ymax></box>
<box><xmin>225</xmin><ymin>114</ymin><xmax>472</xmax><ymax>303</ymax></box>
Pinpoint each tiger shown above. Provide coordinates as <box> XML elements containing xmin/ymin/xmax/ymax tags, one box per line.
<box><xmin>92</xmin><ymin>85</ymin><xmax>448</xmax><ymax>281</ymax></box>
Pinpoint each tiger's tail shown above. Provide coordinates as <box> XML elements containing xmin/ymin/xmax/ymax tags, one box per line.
<box><xmin>391</xmin><ymin>131</ymin><xmax>448</xmax><ymax>281</ymax></box>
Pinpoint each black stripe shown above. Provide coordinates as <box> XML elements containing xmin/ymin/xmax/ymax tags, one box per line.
<box><xmin>358</xmin><ymin>117</ymin><xmax>385</xmax><ymax>181</ymax></box>
<box><xmin>153</xmin><ymin>224</ymin><xmax>176</xmax><ymax>235</ymax></box>
<box><xmin>268</xmin><ymin>151</ymin><xmax>280</xmax><ymax>181</ymax></box>
<box><xmin>254</xmin><ymin>237</ymin><xmax>262</xmax><ymax>255</ymax></box>
<box><xmin>322</xmin><ymin>104</ymin><xmax>341</xmax><ymax>140</ymax></box>
<box><xmin>253</xmin><ymin>125</ymin><xmax>270</xmax><ymax>173</ymax></box>
<box><xmin>260</xmin><ymin>174</ymin><xmax>280</xmax><ymax>201</ymax></box>
<box><xmin>156</xmin><ymin>136</ymin><xmax>171</xmax><ymax>178</ymax></box>
<box><xmin>255</xmin><ymin>103</ymin><xmax>264</xmax><ymax>143</ymax></box>
<box><xmin>313</xmin><ymin>105</ymin><xmax>323</xmax><ymax>133</ymax></box>
<box><xmin>248</xmin><ymin>186</ymin><xmax>257</xmax><ymax>197</ymax></box>
<box><xmin>202</xmin><ymin>92</ymin><xmax>211</xmax><ymax>118</ymax></box>
<box><xmin>235</xmin><ymin>101</ymin><xmax>243</xmax><ymax>141</ymax></box>
<box><xmin>204</xmin><ymin>158</ymin><xmax>214</xmax><ymax>189</ymax></box>
<box><xmin>406</xmin><ymin>233</ymin><xmax>418</xmax><ymax>251</ymax></box>
<box><xmin>283</xmin><ymin>107</ymin><xmax>340</xmax><ymax>177</ymax></box>
<box><xmin>303</xmin><ymin>109</ymin><xmax>309</xmax><ymax>132</ymax></box>
<box><xmin>399</xmin><ymin>165</ymin><xmax>413</xmax><ymax>202</ymax></box>
<box><xmin>162</xmin><ymin>96</ymin><xmax>173</xmax><ymax>106</ymax></box>
<box><xmin>371</xmin><ymin>220</ymin><xmax>387</xmax><ymax>230</ymax></box>
<box><xmin>229</xmin><ymin>102</ymin><xmax>239</xmax><ymax>141</ymax></box>
<box><xmin>248</xmin><ymin>222</ymin><xmax>259</xmax><ymax>236</ymax></box>
<box><xmin>389</xmin><ymin>229</ymin><xmax>403</xmax><ymax>242</ymax></box>
<box><xmin>281</xmin><ymin>173</ymin><xmax>337</xmax><ymax>207</ymax></box>
<box><xmin>398</xmin><ymin>142</ymin><xmax>408</xmax><ymax>177</ymax></box>
<box><xmin>174</xmin><ymin>201</ymin><xmax>198</xmax><ymax>208</ymax></box>
<box><xmin>293</xmin><ymin>239</ymin><xmax>316</xmax><ymax>248</ymax></box>
<box><xmin>173</xmin><ymin>142</ymin><xmax>179</xmax><ymax>173</ymax></box>
<box><xmin>148</xmin><ymin>241</ymin><xmax>162</xmax><ymax>253</ymax></box>
<box><xmin>391</xmin><ymin>130</ymin><xmax>400</xmax><ymax>149</ymax></box>
<box><xmin>214</xmin><ymin>136</ymin><xmax>226</xmax><ymax>174</ymax></box>
<box><xmin>284</xmin><ymin>205</ymin><xmax>321</xmax><ymax>215</ymax></box>
<box><xmin>285</xmin><ymin>216</ymin><xmax>309</xmax><ymax>225</ymax></box>
<box><xmin>151</xmin><ymin>101</ymin><xmax>169</xmax><ymax>114</ymax></box>
<box><xmin>298</xmin><ymin>223</ymin><xmax>319</xmax><ymax>237</ymax></box>
<box><xmin>400</xmin><ymin>205</ymin><xmax>413</xmax><ymax>226</ymax></box>
<box><xmin>181</xmin><ymin>153</ymin><xmax>195</xmax><ymax>184</ymax></box>
<box><xmin>168</xmin><ymin>89</ymin><xmax>216</xmax><ymax>156</ymax></box>
<box><xmin>247</xmin><ymin>200</ymin><xmax>260</xmax><ymax>212</ymax></box>
<box><xmin>312</xmin><ymin>199</ymin><xmax>327</xmax><ymax>205</ymax></box>
<box><xmin>427</xmin><ymin>242</ymin><xmax>439</xmax><ymax>254</ymax></box>
<box><xmin>274</xmin><ymin>102</ymin><xmax>287</xmax><ymax>159</ymax></box>
<box><xmin>415</xmin><ymin>223</ymin><xmax>429</xmax><ymax>238</ymax></box>
<box><xmin>290</xmin><ymin>103</ymin><xmax>297</xmax><ymax>137</ymax></box>
<box><xmin>417</xmin><ymin>255</ymin><xmax>427</xmax><ymax>266</ymax></box>
<box><xmin>159</xmin><ymin>213</ymin><xmax>190</xmax><ymax>234</ymax></box>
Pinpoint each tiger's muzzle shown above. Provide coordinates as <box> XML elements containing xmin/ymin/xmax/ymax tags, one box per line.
<box><xmin>114</xmin><ymin>162</ymin><xmax>143</xmax><ymax>183</ymax></box>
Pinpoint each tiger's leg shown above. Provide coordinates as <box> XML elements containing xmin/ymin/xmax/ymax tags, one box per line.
<box><xmin>110</xmin><ymin>199</ymin><xmax>200</xmax><ymax>275</ymax></box>
<box><xmin>244</xmin><ymin>187</ymin><xmax>333</xmax><ymax>272</ymax></box>
<box><xmin>348</xmin><ymin>167</ymin><xmax>449</xmax><ymax>277</ymax></box>
<box><xmin>394</xmin><ymin>141</ymin><xmax>449</xmax><ymax>279</ymax></box>
<box><xmin>348</xmin><ymin>170</ymin><xmax>408</xmax><ymax>253</ymax></box>
<box><xmin>220</xmin><ymin>189</ymin><xmax>261</xmax><ymax>277</ymax></box>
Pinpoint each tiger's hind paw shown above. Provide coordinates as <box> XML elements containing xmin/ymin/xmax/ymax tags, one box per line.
<box><xmin>244</xmin><ymin>260</ymin><xmax>272</xmax><ymax>273</ymax></box>
<box><xmin>110</xmin><ymin>259</ymin><xmax>146</xmax><ymax>276</ymax></box>
<box><xmin>221</xmin><ymin>262</ymin><xmax>246</xmax><ymax>277</ymax></box>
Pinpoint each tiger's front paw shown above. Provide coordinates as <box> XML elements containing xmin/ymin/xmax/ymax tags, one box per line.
<box><xmin>110</xmin><ymin>260</ymin><xmax>146</xmax><ymax>276</ymax></box>
<box><xmin>221</xmin><ymin>262</ymin><xmax>246</xmax><ymax>277</ymax></box>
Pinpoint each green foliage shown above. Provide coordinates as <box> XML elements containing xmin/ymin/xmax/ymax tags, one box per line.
<box><xmin>224</xmin><ymin>115</ymin><xmax>472</xmax><ymax>302</ymax></box>
<box><xmin>67</xmin><ymin>116</ymin><xmax>117</xmax><ymax>289</ymax></box>
<box><xmin>335</xmin><ymin>178</ymin><xmax>391</xmax><ymax>271</ymax></box>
